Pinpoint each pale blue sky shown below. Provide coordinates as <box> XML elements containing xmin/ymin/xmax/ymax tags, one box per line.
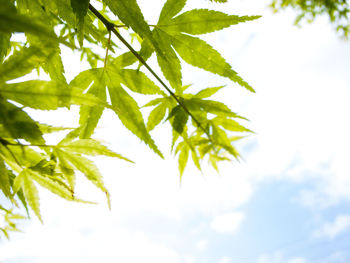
<box><xmin>1</xmin><ymin>0</ymin><xmax>350</xmax><ymax>262</ymax></box>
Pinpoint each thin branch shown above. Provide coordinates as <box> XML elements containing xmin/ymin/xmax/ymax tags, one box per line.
<box><xmin>88</xmin><ymin>4</ymin><xmax>212</xmax><ymax>140</ymax></box>
<box><xmin>0</xmin><ymin>138</ymin><xmax>53</xmax><ymax>148</ymax></box>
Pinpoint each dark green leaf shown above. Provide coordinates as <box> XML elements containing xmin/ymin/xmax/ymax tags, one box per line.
<box><xmin>71</xmin><ymin>0</ymin><xmax>90</xmax><ymax>46</ymax></box>
<box><xmin>0</xmin><ymin>32</ymin><xmax>11</xmax><ymax>63</ymax></box>
<box><xmin>0</xmin><ymin>158</ymin><xmax>11</xmax><ymax>197</ymax></box>
<box><xmin>168</xmin><ymin>105</ymin><xmax>188</xmax><ymax>135</ymax></box>
<box><xmin>0</xmin><ymin>46</ymin><xmax>47</xmax><ymax>82</ymax></box>
<box><xmin>0</xmin><ymin>99</ymin><xmax>44</xmax><ymax>144</ymax></box>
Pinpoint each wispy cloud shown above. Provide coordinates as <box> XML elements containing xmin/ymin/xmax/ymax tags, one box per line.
<box><xmin>257</xmin><ymin>252</ymin><xmax>305</xmax><ymax>263</ymax></box>
<box><xmin>314</xmin><ymin>215</ymin><xmax>350</xmax><ymax>239</ymax></box>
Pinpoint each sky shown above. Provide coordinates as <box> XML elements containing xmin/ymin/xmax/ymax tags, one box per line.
<box><xmin>1</xmin><ymin>0</ymin><xmax>350</xmax><ymax>262</ymax></box>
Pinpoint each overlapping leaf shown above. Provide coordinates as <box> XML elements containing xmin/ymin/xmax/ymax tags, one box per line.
<box><xmin>71</xmin><ymin>0</ymin><xmax>90</xmax><ymax>46</ymax></box>
<box><xmin>0</xmin><ymin>80</ymin><xmax>106</xmax><ymax>110</ymax></box>
<box><xmin>107</xmin><ymin>79</ymin><xmax>163</xmax><ymax>158</ymax></box>
<box><xmin>69</xmin><ymin>68</ymin><xmax>163</xmax><ymax>157</ymax></box>
<box><xmin>0</xmin><ymin>99</ymin><xmax>44</xmax><ymax>144</ymax></box>
<box><xmin>141</xmin><ymin>0</ymin><xmax>258</xmax><ymax>92</ymax></box>
<box><xmin>58</xmin><ymin>139</ymin><xmax>133</xmax><ymax>163</ymax></box>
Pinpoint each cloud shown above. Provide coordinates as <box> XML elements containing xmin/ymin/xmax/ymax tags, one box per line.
<box><xmin>218</xmin><ymin>256</ymin><xmax>231</xmax><ymax>263</ymax></box>
<box><xmin>313</xmin><ymin>215</ymin><xmax>350</xmax><ymax>239</ymax></box>
<box><xmin>257</xmin><ymin>252</ymin><xmax>305</xmax><ymax>263</ymax></box>
<box><xmin>210</xmin><ymin>212</ymin><xmax>245</xmax><ymax>233</ymax></box>
<box><xmin>196</xmin><ymin>239</ymin><xmax>208</xmax><ymax>251</ymax></box>
<box><xmin>0</xmin><ymin>223</ymin><xmax>181</xmax><ymax>263</ymax></box>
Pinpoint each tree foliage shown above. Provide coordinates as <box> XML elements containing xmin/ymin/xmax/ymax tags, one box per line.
<box><xmin>0</xmin><ymin>0</ymin><xmax>259</xmax><ymax>238</ymax></box>
<box><xmin>271</xmin><ymin>0</ymin><xmax>350</xmax><ymax>38</ymax></box>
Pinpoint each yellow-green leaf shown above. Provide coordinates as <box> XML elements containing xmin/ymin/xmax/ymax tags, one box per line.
<box><xmin>55</xmin><ymin>149</ymin><xmax>108</xmax><ymax>193</ymax></box>
<box><xmin>154</xmin><ymin>29</ymin><xmax>182</xmax><ymax>90</ymax></box>
<box><xmin>194</xmin><ymin>86</ymin><xmax>224</xmax><ymax>99</ymax></box>
<box><xmin>107</xmin><ymin>82</ymin><xmax>163</xmax><ymax>158</ymax></box>
<box><xmin>147</xmin><ymin>103</ymin><xmax>167</xmax><ymax>131</ymax></box>
<box><xmin>178</xmin><ymin>143</ymin><xmax>189</xmax><ymax>178</ymax></box>
<box><xmin>170</xmin><ymin>33</ymin><xmax>255</xmax><ymax>92</ymax></box>
<box><xmin>158</xmin><ymin>0</ymin><xmax>187</xmax><ymax>24</ymax></box>
<box><xmin>22</xmin><ymin>170</ymin><xmax>42</xmax><ymax>222</ymax></box>
<box><xmin>165</xmin><ymin>9</ymin><xmax>260</xmax><ymax>35</ymax></box>
<box><xmin>108</xmin><ymin>68</ymin><xmax>163</xmax><ymax>95</ymax></box>
<box><xmin>59</xmin><ymin>139</ymin><xmax>133</xmax><ymax>163</ymax></box>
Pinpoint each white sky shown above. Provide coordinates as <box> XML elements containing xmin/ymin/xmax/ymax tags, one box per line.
<box><xmin>1</xmin><ymin>0</ymin><xmax>350</xmax><ymax>262</ymax></box>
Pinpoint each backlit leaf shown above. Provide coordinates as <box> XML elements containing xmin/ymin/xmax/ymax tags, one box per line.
<box><xmin>55</xmin><ymin>149</ymin><xmax>108</xmax><ymax>193</ymax></box>
<box><xmin>170</xmin><ymin>33</ymin><xmax>255</xmax><ymax>92</ymax></box>
<box><xmin>165</xmin><ymin>9</ymin><xmax>260</xmax><ymax>35</ymax></box>
<box><xmin>147</xmin><ymin>103</ymin><xmax>167</xmax><ymax>131</ymax></box>
<box><xmin>79</xmin><ymin>78</ymin><xmax>106</xmax><ymax>139</ymax></box>
<box><xmin>59</xmin><ymin>139</ymin><xmax>133</xmax><ymax>162</ymax></box>
<box><xmin>21</xmin><ymin>170</ymin><xmax>42</xmax><ymax>222</ymax></box>
<box><xmin>104</xmin><ymin>0</ymin><xmax>152</xmax><ymax>39</ymax></box>
<box><xmin>194</xmin><ymin>86</ymin><xmax>224</xmax><ymax>99</ymax></box>
<box><xmin>107</xmin><ymin>81</ymin><xmax>163</xmax><ymax>158</ymax></box>
<box><xmin>213</xmin><ymin>117</ymin><xmax>252</xmax><ymax>132</ymax></box>
<box><xmin>0</xmin><ymin>46</ymin><xmax>47</xmax><ymax>82</ymax></box>
<box><xmin>0</xmin><ymin>158</ymin><xmax>11</xmax><ymax>197</ymax></box>
<box><xmin>178</xmin><ymin>143</ymin><xmax>189</xmax><ymax>178</ymax></box>
<box><xmin>108</xmin><ymin>68</ymin><xmax>163</xmax><ymax>95</ymax></box>
<box><xmin>158</xmin><ymin>0</ymin><xmax>187</xmax><ymax>24</ymax></box>
<box><xmin>153</xmin><ymin>29</ymin><xmax>182</xmax><ymax>90</ymax></box>
<box><xmin>29</xmin><ymin>170</ymin><xmax>74</xmax><ymax>201</ymax></box>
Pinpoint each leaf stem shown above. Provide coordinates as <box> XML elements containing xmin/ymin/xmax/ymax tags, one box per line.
<box><xmin>104</xmin><ymin>31</ymin><xmax>112</xmax><ymax>69</ymax></box>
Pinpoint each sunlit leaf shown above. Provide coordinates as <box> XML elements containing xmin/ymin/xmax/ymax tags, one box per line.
<box><xmin>21</xmin><ymin>170</ymin><xmax>42</xmax><ymax>222</ymax></box>
<box><xmin>158</xmin><ymin>0</ymin><xmax>187</xmax><ymax>24</ymax></box>
<box><xmin>58</xmin><ymin>139</ymin><xmax>133</xmax><ymax>162</ymax></box>
<box><xmin>165</xmin><ymin>9</ymin><xmax>260</xmax><ymax>35</ymax></box>
<box><xmin>107</xmin><ymin>81</ymin><xmax>163</xmax><ymax>158</ymax></box>
<box><xmin>194</xmin><ymin>86</ymin><xmax>224</xmax><ymax>99</ymax></box>
<box><xmin>147</xmin><ymin>103</ymin><xmax>167</xmax><ymax>131</ymax></box>
<box><xmin>170</xmin><ymin>33</ymin><xmax>255</xmax><ymax>92</ymax></box>
<box><xmin>153</xmin><ymin>29</ymin><xmax>182</xmax><ymax>90</ymax></box>
<box><xmin>55</xmin><ymin>149</ymin><xmax>107</xmax><ymax>192</ymax></box>
<box><xmin>178</xmin><ymin>143</ymin><xmax>189</xmax><ymax>178</ymax></box>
